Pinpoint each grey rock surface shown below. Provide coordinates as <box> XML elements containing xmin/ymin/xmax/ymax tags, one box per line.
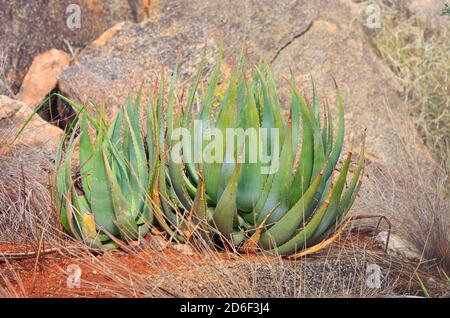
<box><xmin>0</xmin><ymin>0</ymin><xmax>146</xmax><ymax>93</ymax></box>
<box><xmin>58</xmin><ymin>0</ymin><xmax>436</xmax><ymax>177</ymax></box>
<box><xmin>59</xmin><ymin>0</ymin><xmax>317</xmax><ymax>108</ymax></box>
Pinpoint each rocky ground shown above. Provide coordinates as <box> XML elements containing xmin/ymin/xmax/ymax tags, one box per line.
<box><xmin>0</xmin><ymin>0</ymin><xmax>449</xmax><ymax>297</ymax></box>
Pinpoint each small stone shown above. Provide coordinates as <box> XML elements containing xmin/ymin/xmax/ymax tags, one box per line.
<box><xmin>0</xmin><ymin>95</ymin><xmax>62</xmax><ymax>154</ymax></box>
<box><xmin>376</xmin><ymin>231</ymin><xmax>422</xmax><ymax>260</ymax></box>
<box><xmin>172</xmin><ymin>244</ymin><xmax>195</xmax><ymax>256</ymax></box>
<box><xmin>147</xmin><ymin>235</ymin><xmax>169</xmax><ymax>252</ymax></box>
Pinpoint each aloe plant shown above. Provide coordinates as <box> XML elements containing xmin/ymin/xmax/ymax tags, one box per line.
<box><xmin>55</xmin><ymin>96</ymin><xmax>156</xmax><ymax>249</ymax></box>
<box><xmin>55</xmin><ymin>51</ymin><xmax>364</xmax><ymax>255</ymax></box>
<box><xmin>155</xmin><ymin>51</ymin><xmax>365</xmax><ymax>256</ymax></box>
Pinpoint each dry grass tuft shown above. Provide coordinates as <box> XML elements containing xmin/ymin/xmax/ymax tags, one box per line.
<box><xmin>359</xmin><ymin>92</ymin><xmax>450</xmax><ymax>274</ymax></box>
<box><xmin>0</xmin><ymin>260</ymin><xmax>26</xmax><ymax>298</ymax></box>
<box><xmin>367</xmin><ymin>160</ymin><xmax>450</xmax><ymax>271</ymax></box>
<box><xmin>0</xmin><ymin>144</ymin><xmax>58</xmax><ymax>244</ymax></box>
<box><xmin>368</xmin><ymin>0</ymin><xmax>450</xmax><ymax>172</ymax></box>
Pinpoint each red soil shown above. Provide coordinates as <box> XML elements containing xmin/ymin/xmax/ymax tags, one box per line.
<box><xmin>0</xmin><ymin>239</ymin><xmax>218</xmax><ymax>297</ymax></box>
<box><xmin>0</xmin><ymin>231</ymin><xmax>389</xmax><ymax>298</ymax></box>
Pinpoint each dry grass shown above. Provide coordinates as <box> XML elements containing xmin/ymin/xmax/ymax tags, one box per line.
<box><xmin>3</xmin><ymin>224</ymin><xmax>444</xmax><ymax>298</ymax></box>
<box><xmin>367</xmin><ymin>0</ymin><xmax>450</xmax><ymax>172</ymax></box>
<box><xmin>0</xmin><ymin>261</ymin><xmax>26</xmax><ymax>298</ymax></box>
<box><xmin>395</xmin><ymin>170</ymin><xmax>450</xmax><ymax>271</ymax></box>
<box><xmin>367</xmin><ymin>159</ymin><xmax>450</xmax><ymax>271</ymax></box>
<box><xmin>362</xmin><ymin>0</ymin><xmax>450</xmax><ymax>273</ymax></box>
<box><xmin>0</xmin><ymin>144</ymin><xmax>58</xmax><ymax>244</ymax></box>
<box><xmin>357</xmin><ymin>90</ymin><xmax>450</xmax><ymax>278</ymax></box>
<box><xmin>2</xmin><ymin>218</ymin><xmax>449</xmax><ymax>298</ymax></box>
<box><xmin>354</xmin><ymin>0</ymin><xmax>450</xmax><ymax>285</ymax></box>
<box><xmin>17</xmin><ymin>231</ymin><xmax>404</xmax><ymax>298</ymax></box>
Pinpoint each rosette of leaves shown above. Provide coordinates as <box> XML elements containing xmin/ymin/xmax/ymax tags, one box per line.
<box><xmin>54</xmin><ymin>96</ymin><xmax>157</xmax><ymax>249</ymax></box>
<box><xmin>52</xmin><ymin>50</ymin><xmax>364</xmax><ymax>255</ymax></box>
<box><xmin>157</xmin><ymin>50</ymin><xmax>365</xmax><ymax>256</ymax></box>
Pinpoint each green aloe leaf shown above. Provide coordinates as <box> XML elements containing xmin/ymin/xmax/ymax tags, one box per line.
<box><xmin>123</xmin><ymin>105</ymin><xmax>148</xmax><ymax>213</ymax></box>
<box><xmin>90</xmin><ymin>140</ymin><xmax>118</xmax><ymax>235</ymax></box>
<box><xmin>320</xmin><ymin>140</ymin><xmax>365</xmax><ymax>239</ymax></box>
<box><xmin>269</xmin><ymin>186</ymin><xmax>333</xmax><ymax>255</ymax></box>
<box><xmin>55</xmin><ymin>138</ymin><xmax>70</xmax><ymax>234</ymax></box>
<box><xmin>204</xmin><ymin>55</ymin><xmax>241</xmax><ymax>202</ymax></box>
<box><xmin>311</xmin><ymin>78</ymin><xmax>320</xmax><ymax>124</ymax></box>
<box><xmin>79</xmin><ymin>114</ymin><xmax>94</xmax><ymax>200</ymax></box>
<box><xmin>216</xmin><ymin>75</ymin><xmax>245</xmax><ymax>200</ymax></box>
<box><xmin>190</xmin><ymin>168</ymin><xmax>212</xmax><ymax>244</ymax></box>
<box><xmin>199</xmin><ymin>41</ymin><xmax>223</xmax><ymax>124</ymax></box>
<box><xmin>256</xmin><ymin>129</ymin><xmax>293</xmax><ymax>224</ymax></box>
<box><xmin>289</xmin><ymin>78</ymin><xmax>314</xmax><ymax>207</ymax></box>
<box><xmin>167</xmin><ymin>65</ymin><xmax>178</xmax><ymax>142</ymax></box>
<box><xmin>212</xmin><ymin>162</ymin><xmax>242</xmax><ymax>241</ymax></box>
<box><xmin>309</xmin><ymin>149</ymin><xmax>353</xmax><ymax>244</ymax></box>
<box><xmin>63</xmin><ymin>130</ymin><xmax>83</xmax><ymax>240</ymax></box>
<box><xmin>290</xmin><ymin>74</ymin><xmax>301</xmax><ymax>156</ymax></box>
<box><xmin>256</xmin><ymin>67</ymin><xmax>277</xmax><ymax>159</ymax></box>
<box><xmin>265</xmin><ymin>64</ymin><xmax>285</xmax><ymax>143</ymax></box>
<box><xmin>258</xmin><ymin>162</ymin><xmax>327</xmax><ymax>249</ymax></box>
<box><xmin>103</xmin><ymin>148</ymin><xmax>139</xmax><ymax>241</ymax></box>
<box><xmin>310</xmin><ymin>88</ymin><xmax>346</xmax><ymax>214</ymax></box>
<box><xmin>182</xmin><ymin>57</ymin><xmax>206</xmax><ymax>185</ymax></box>
<box><xmin>71</xmin><ymin>192</ymin><xmax>104</xmax><ymax>248</ymax></box>
<box><xmin>168</xmin><ymin>149</ymin><xmax>194</xmax><ymax>212</ymax></box>
<box><xmin>236</xmin><ymin>81</ymin><xmax>262</xmax><ymax>213</ymax></box>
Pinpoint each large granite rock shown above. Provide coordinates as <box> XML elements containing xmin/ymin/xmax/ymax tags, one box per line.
<box><xmin>0</xmin><ymin>95</ymin><xmax>62</xmax><ymax>156</ymax></box>
<box><xmin>59</xmin><ymin>1</ymin><xmax>434</xmax><ymax>157</ymax></box>
<box><xmin>0</xmin><ymin>0</ymin><xmax>156</xmax><ymax>93</ymax></box>
<box><xmin>16</xmin><ymin>49</ymin><xmax>70</xmax><ymax>112</ymax></box>
<box><xmin>59</xmin><ymin>0</ymin><xmax>317</xmax><ymax>109</ymax></box>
